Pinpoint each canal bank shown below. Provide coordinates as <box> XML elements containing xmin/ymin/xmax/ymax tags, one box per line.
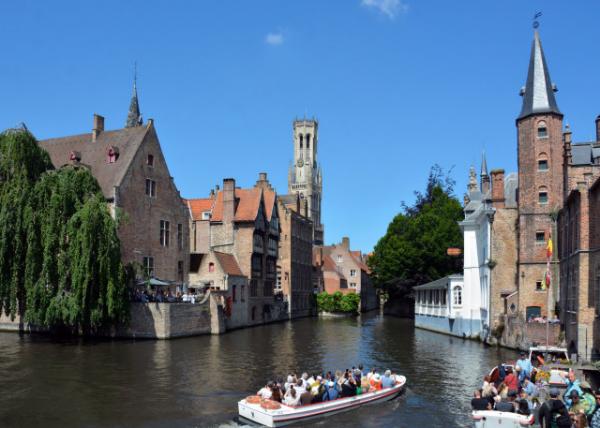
<box><xmin>0</xmin><ymin>313</ymin><xmax>517</xmax><ymax>428</ymax></box>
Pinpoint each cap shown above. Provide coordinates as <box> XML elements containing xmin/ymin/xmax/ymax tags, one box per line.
<box><xmin>581</xmin><ymin>381</ymin><xmax>591</xmax><ymax>390</ymax></box>
<box><xmin>520</xmin><ymin>351</ymin><xmax>526</xmax><ymax>356</ymax></box>
<box><xmin>549</xmin><ymin>387</ymin><xmax>560</xmax><ymax>397</ymax></box>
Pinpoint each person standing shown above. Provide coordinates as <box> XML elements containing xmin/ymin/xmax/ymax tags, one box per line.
<box><xmin>589</xmin><ymin>390</ymin><xmax>600</xmax><ymax>428</ymax></box>
<box><xmin>539</xmin><ymin>388</ymin><xmax>572</xmax><ymax>428</ymax></box>
<box><xmin>515</xmin><ymin>352</ymin><xmax>532</xmax><ymax>384</ymax></box>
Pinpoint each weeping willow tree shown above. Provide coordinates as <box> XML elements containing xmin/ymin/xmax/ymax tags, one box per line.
<box><xmin>0</xmin><ymin>128</ymin><xmax>52</xmax><ymax>317</ymax></box>
<box><xmin>0</xmin><ymin>128</ymin><xmax>128</xmax><ymax>334</ymax></box>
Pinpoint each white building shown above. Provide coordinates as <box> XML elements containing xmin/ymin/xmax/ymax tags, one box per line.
<box><xmin>414</xmin><ymin>161</ymin><xmax>494</xmax><ymax>339</ymax></box>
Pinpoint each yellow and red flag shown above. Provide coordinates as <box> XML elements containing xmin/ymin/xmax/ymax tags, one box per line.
<box><xmin>546</xmin><ymin>237</ymin><xmax>553</xmax><ymax>259</ymax></box>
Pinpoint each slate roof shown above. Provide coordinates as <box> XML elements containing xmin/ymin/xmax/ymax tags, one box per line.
<box><xmin>413</xmin><ymin>274</ymin><xmax>463</xmax><ymax>290</ymax></box>
<box><xmin>39</xmin><ymin>125</ymin><xmax>150</xmax><ymax>199</ymax></box>
<box><xmin>518</xmin><ymin>31</ymin><xmax>561</xmax><ymax>120</ymax></box>
<box><xmin>571</xmin><ymin>143</ymin><xmax>600</xmax><ymax>166</ymax></box>
<box><xmin>214</xmin><ymin>251</ymin><xmax>244</xmax><ymax>277</ymax></box>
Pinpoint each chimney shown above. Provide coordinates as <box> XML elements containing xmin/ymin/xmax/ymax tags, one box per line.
<box><xmin>222</xmin><ymin>178</ymin><xmax>235</xmax><ymax>224</ymax></box>
<box><xmin>92</xmin><ymin>114</ymin><xmax>104</xmax><ymax>142</ymax></box>
<box><xmin>490</xmin><ymin>169</ymin><xmax>505</xmax><ymax>209</ymax></box>
<box><xmin>596</xmin><ymin>116</ymin><xmax>600</xmax><ymax>142</ymax></box>
<box><xmin>314</xmin><ymin>246</ymin><xmax>323</xmax><ymax>267</ymax></box>
<box><xmin>564</xmin><ymin>125</ymin><xmax>573</xmax><ymax>164</ymax></box>
<box><xmin>341</xmin><ymin>237</ymin><xmax>350</xmax><ymax>249</ymax></box>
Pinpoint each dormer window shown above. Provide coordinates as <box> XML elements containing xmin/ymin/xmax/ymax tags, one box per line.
<box><xmin>147</xmin><ymin>154</ymin><xmax>154</xmax><ymax>167</ymax></box>
<box><xmin>69</xmin><ymin>151</ymin><xmax>81</xmax><ymax>163</ymax></box>
<box><xmin>537</xmin><ymin>121</ymin><xmax>548</xmax><ymax>139</ymax></box>
<box><xmin>107</xmin><ymin>146</ymin><xmax>119</xmax><ymax>163</ymax></box>
<box><xmin>201</xmin><ymin>211</ymin><xmax>211</xmax><ymax>220</ymax></box>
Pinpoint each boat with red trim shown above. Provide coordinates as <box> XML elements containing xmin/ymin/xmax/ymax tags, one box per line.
<box><xmin>238</xmin><ymin>375</ymin><xmax>406</xmax><ymax>427</ymax></box>
<box><xmin>472</xmin><ymin>410</ymin><xmax>535</xmax><ymax>427</ymax></box>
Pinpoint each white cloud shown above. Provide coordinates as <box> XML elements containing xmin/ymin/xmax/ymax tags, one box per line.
<box><xmin>361</xmin><ymin>0</ymin><xmax>408</xmax><ymax>19</ymax></box>
<box><xmin>265</xmin><ymin>32</ymin><xmax>284</xmax><ymax>46</ymax></box>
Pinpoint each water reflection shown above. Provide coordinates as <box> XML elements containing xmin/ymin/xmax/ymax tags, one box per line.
<box><xmin>0</xmin><ymin>314</ymin><xmax>516</xmax><ymax>428</ymax></box>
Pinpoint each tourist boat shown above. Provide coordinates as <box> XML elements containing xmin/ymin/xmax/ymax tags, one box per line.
<box><xmin>238</xmin><ymin>375</ymin><xmax>406</xmax><ymax>427</ymax></box>
<box><xmin>472</xmin><ymin>410</ymin><xmax>535</xmax><ymax>427</ymax></box>
<box><xmin>489</xmin><ymin>346</ymin><xmax>570</xmax><ymax>388</ymax></box>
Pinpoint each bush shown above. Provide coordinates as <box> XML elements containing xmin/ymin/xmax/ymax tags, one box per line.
<box><xmin>316</xmin><ymin>291</ymin><xmax>360</xmax><ymax>314</ymax></box>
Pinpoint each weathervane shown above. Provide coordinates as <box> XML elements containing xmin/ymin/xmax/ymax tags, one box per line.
<box><xmin>533</xmin><ymin>11</ymin><xmax>542</xmax><ymax>29</ymax></box>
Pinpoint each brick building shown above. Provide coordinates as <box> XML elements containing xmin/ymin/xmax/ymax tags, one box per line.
<box><xmin>39</xmin><ymin>85</ymin><xmax>189</xmax><ymax>288</ymax></box>
<box><xmin>313</xmin><ymin>238</ymin><xmax>378</xmax><ymax>312</ymax></box>
<box><xmin>187</xmin><ymin>174</ymin><xmax>282</xmax><ymax>326</ymax></box>
<box><xmin>277</xmin><ymin>193</ymin><xmax>315</xmax><ymax>319</ymax></box>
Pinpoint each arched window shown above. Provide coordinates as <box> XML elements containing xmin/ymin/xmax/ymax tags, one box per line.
<box><xmin>208</xmin><ymin>262</ymin><xmax>215</xmax><ymax>273</ymax></box>
<box><xmin>538</xmin><ymin>186</ymin><xmax>549</xmax><ymax>204</ymax></box>
<box><xmin>537</xmin><ymin>121</ymin><xmax>548</xmax><ymax>138</ymax></box>
<box><xmin>453</xmin><ymin>286</ymin><xmax>462</xmax><ymax>306</ymax></box>
<box><xmin>299</xmin><ymin>134</ymin><xmax>303</xmax><ymax>149</ymax></box>
<box><xmin>538</xmin><ymin>152</ymin><xmax>548</xmax><ymax>171</ymax></box>
<box><xmin>306</xmin><ymin>133</ymin><xmax>311</xmax><ymax>149</ymax></box>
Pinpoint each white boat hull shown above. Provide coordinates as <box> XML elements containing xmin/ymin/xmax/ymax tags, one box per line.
<box><xmin>472</xmin><ymin>411</ymin><xmax>535</xmax><ymax>428</ymax></box>
<box><xmin>238</xmin><ymin>375</ymin><xmax>406</xmax><ymax>427</ymax></box>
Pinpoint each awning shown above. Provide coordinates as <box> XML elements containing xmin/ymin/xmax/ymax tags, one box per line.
<box><xmin>137</xmin><ymin>277</ymin><xmax>172</xmax><ymax>287</ymax></box>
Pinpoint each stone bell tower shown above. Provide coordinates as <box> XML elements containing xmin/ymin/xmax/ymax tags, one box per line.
<box><xmin>288</xmin><ymin>118</ymin><xmax>324</xmax><ymax>245</ymax></box>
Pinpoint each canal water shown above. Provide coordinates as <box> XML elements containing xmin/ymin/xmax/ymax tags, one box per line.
<box><xmin>0</xmin><ymin>313</ymin><xmax>516</xmax><ymax>428</ymax></box>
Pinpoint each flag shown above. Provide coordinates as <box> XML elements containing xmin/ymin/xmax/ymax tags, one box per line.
<box><xmin>546</xmin><ymin>237</ymin><xmax>553</xmax><ymax>259</ymax></box>
<box><xmin>545</xmin><ymin>270</ymin><xmax>551</xmax><ymax>288</ymax></box>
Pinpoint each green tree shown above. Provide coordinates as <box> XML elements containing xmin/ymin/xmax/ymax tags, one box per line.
<box><xmin>339</xmin><ymin>293</ymin><xmax>361</xmax><ymax>314</ymax></box>
<box><xmin>316</xmin><ymin>291</ymin><xmax>360</xmax><ymax>314</ymax></box>
<box><xmin>0</xmin><ymin>128</ymin><xmax>128</xmax><ymax>334</ymax></box>
<box><xmin>368</xmin><ymin>165</ymin><xmax>463</xmax><ymax>301</ymax></box>
<box><xmin>0</xmin><ymin>128</ymin><xmax>52</xmax><ymax>317</ymax></box>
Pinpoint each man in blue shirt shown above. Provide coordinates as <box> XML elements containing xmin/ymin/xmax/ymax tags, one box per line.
<box><xmin>381</xmin><ymin>370</ymin><xmax>395</xmax><ymax>388</ymax></box>
<box><xmin>516</xmin><ymin>352</ymin><xmax>533</xmax><ymax>384</ymax></box>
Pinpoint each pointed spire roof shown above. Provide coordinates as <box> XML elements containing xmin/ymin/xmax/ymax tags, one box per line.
<box><xmin>518</xmin><ymin>31</ymin><xmax>561</xmax><ymax>120</ymax></box>
<box><xmin>125</xmin><ymin>66</ymin><xmax>143</xmax><ymax>128</ymax></box>
<box><xmin>481</xmin><ymin>151</ymin><xmax>488</xmax><ymax>177</ymax></box>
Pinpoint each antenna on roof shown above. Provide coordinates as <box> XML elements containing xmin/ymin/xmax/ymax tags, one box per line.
<box><xmin>533</xmin><ymin>11</ymin><xmax>542</xmax><ymax>29</ymax></box>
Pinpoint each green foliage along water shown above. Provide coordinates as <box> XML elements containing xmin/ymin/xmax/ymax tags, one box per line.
<box><xmin>0</xmin><ymin>128</ymin><xmax>128</xmax><ymax>334</ymax></box>
<box><xmin>316</xmin><ymin>291</ymin><xmax>361</xmax><ymax>314</ymax></box>
<box><xmin>368</xmin><ymin>165</ymin><xmax>464</xmax><ymax>300</ymax></box>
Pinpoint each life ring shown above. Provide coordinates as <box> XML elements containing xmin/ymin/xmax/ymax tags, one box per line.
<box><xmin>246</xmin><ymin>395</ymin><xmax>261</xmax><ymax>404</ymax></box>
<box><xmin>260</xmin><ymin>399</ymin><xmax>281</xmax><ymax>410</ymax></box>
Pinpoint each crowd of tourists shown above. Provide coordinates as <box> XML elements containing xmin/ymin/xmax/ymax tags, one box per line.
<box><xmin>471</xmin><ymin>352</ymin><xmax>600</xmax><ymax>428</ymax></box>
<box><xmin>131</xmin><ymin>288</ymin><xmax>200</xmax><ymax>303</ymax></box>
<box><xmin>256</xmin><ymin>366</ymin><xmax>400</xmax><ymax>407</ymax></box>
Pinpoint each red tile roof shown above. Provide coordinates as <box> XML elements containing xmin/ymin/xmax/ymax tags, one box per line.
<box><xmin>214</xmin><ymin>251</ymin><xmax>244</xmax><ymax>276</ymax></box>
<box><xmin>210</xmin><ymin>187</ymin><xmax>277</xmax><ymax>223</ymax></box>
<box><xmin>187</xmin><ymin>198</ymin><xmax>214</xmax><ymax>221</ymax></box>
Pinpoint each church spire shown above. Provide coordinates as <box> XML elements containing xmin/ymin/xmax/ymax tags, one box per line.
<box><xmin>481</xmin><ymin>151</ymin><xmax>488</xmax><ymax>177</ymax></box>
<box><xmin>480</xmin><ymin>151</ymin><xmax>490</xmax><ymax>194</ymax></box>
<box><xmin>125</xmin><ymin>64</ymin><xmax>143</xmax><ymax>128</ymax></box>
<box><xmin>518</xmin><ymin>31</ymin><xmax>561</xmax><ymax>120</ymax></box>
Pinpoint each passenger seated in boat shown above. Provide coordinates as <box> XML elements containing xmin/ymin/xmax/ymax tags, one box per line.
<box><xmin>300</xmin><ymin>372</ymin><xmax>309</xmax><ymax>389</ymax></box>
<box><xmin>471</xmin><ymin>389</ymin><xmax>492</xmax><ymax>411</ymax></box>
<box><xmin>381</xmin><ymin>370</ymin><xmax>394</xmax><ymax>389</ymax></box>
<box><xmin>311</xmin><ymin>378</ymin><xmax>327</xmax><ymax>404</ymax></box>
<box><xmin>284</xmin><ymin>375</ymin><xmax>295</xmax><ymax>392</ymax></box>
<box><xmin>361</xmin><ymin>374</ymin><xmax>370</xmax><ymax>393</ymax></box>
<box><xmin>370</xmin><ymin>373</ymin><xmax>382</xmax><ymax>391</ymax></box>
<box><xmin>494</xmin><ymin>389</ymin><xmax>517</xmax><ymax>412</ymax></box>
<box><xmin>295</xmin><ymin>378</ymin><xmax>306</xmax><ymax>395</ymax></box>
<box><xmin>504</xmin><ymin>368</ymin><xmax>519</xmax><ymax>391</ymax></box>
<box><xmin>323</xmin><ymin>381</ymin><xmax>339</xmax><ymax>401</ymax></box>
<box><xmin>496</xmin><ymin>382</ymin><xmax>509</xmax><ymax>400</ymax></box>
<box><xmin>299</xmin><ymin>385</ymin><xmax>313</xmax><ymax>406</ymax></box>
<box><xmin>270</xmin><ymin>383</ymin><xmax>283</xmax><ymax>403</ymax></box>
<box><xmin>516</xmin><ymin>398</ymin><xmax>531</xmax><ymax>416</ymax></box>
<box><xmin>341</xmin><ymin>373</ymin><xmax>358</xmax><ymax>397</ymax></box>
<box><xmin>257</xmin><ymin>381</ymin><xmax>274</xmax><ymax>399</ymax></box>
<box><xmin>283</xmin><ymin>385</ymin><xmax>300</xmax><ymax>406</ymax></box>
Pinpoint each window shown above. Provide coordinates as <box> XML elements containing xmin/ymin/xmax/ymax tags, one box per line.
<box><xmin>177</xmin><ymin>223</ymin><xmax>183</xmax><ymax>250</ymax></box>
<box><xmin>453</xmin><ymin>286</ymin><xmax>462</xmax><ymax>306</ymax></box>
<box><xmin>536</xmin><ymin>280</ymin><xmax>543</xmax><ymax>291</ymax></box>
<box><xmin>441</xmin><ymin>290</ymin><xmax>447</xmax><ymax>305</ymax></box>
<box><xmin>350</xmin><ymin>269</ymin><xmax>357</xmax><ymax>277</ymax></box>
<box><xmin>537</xmin><ymin>121</ymin><xmax>548</xmax><ymax>138</ymax></box>
<box><xmin>107</xmin><ymin>147</ymin><xmax>118</xmax><ymax>163</ymax></box>
<box><xmin>147</xmin><ymin>154</ymin><xmax>154</xmax><ymax>167</ymax></box>
<box><xmin>250</xmin><ymin>279</ymin><xmax>258</xmax><ymax>297</ymax></box>
<box><xmin>526</xmin><ymin>306</ymin><xmax>542</xmax><ymax>321</ymax></box>
<box><xmin>350</xmin><ymin>282</ymin><xmax>357</xmax><ymax>288</ymax></box>
<box><xmin>201</xmin><ymin>211</ymin><xmax>211</xmax><ymax>220</ymax></box>
<box><xmin>536</xmin><ymin>231</ymin><xmax>545</xmax><ymax>243</ymax></box>
<box><xmin>337</xmin><ymin>255</ymin><xmax>343</xmax><ymax>263</ymax></box>
<box><xmin>160</xmin><ymin>220</ymin><xmax>170</xmax><ymax>247</ymax></box>
<box><xmin>143</xmin><ymin>256</ymin><xmax>154</xmax><ymax>277</ymax></box>
<box><xmin>177</xmin><ymin>260</ymin><xmax>183</xmax><ymax>282</ymax></box>
<box><xmin>299</xmin><ymin>134</ymin><xmax>303</xmax><ymax>149</ymax></box>
<box><xmin>306</xmin><ymin>134</ymin><xmax>311</xmax><ymax>149</ymax></box>
<box><xmin>145</xmin><ymin>179</ymin><xmax>156</xmax><ymax>197</ymax></box>
<box><xmin>539</xmin><ymin>191</ymin><xmax>548</xmax><ymax>204</ymax></box>
<box><xmin>241</xmin><ymin>285</ymin><xmax>245</xmax><ymax>302</ymax></box>
<box><xmin>538</xmin><ymin>160</ymin><xmax>548</xmax><ymax>171</ymax></box>
<box><xmin>232</xmin><ymin>285</ymin><xmax>237</xmax><ymax>302</ymax></box>
<box><xmin>208</xmin><ymin>262</ymin><xmax>215</xmax><ymax>273</ymax></box>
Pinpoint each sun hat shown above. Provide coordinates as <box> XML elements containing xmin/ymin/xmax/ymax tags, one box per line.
<box><xmin>581</xmin><ymin>381</ymin><xmax>591</xmax><ymax>390</ymax></box>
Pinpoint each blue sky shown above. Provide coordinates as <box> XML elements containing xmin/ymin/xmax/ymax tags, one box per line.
<box><xmin>1</xmin><ymin>1</ymin><xmax>599</xmax><ymax>252</ymax></box>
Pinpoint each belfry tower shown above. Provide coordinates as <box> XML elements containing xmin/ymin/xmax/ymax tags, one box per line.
<box><xmin>516</xmin><ymin>30</ymin><xmax>563</xmax><ymax>317</ymax></box>
<box><xmin>288</xmin><ymin>119</ymin><xmax>324</xmax><ymax>245</ymax></box>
